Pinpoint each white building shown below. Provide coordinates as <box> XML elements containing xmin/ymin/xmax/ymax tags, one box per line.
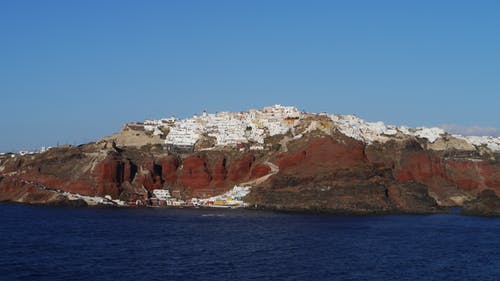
<box><xmin>153</xmin><ymin>189</ymin><xmax>172</xmax><ymax>200</ymax></box>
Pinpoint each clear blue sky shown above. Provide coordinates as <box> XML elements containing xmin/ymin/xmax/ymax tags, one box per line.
<box><xmin>1</xmin><ymin>0</ymin><xmax>499</xmax><ymax>152</ymax></box>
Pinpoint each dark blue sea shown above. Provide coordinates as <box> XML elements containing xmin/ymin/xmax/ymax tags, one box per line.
<box><xmin>1</xmin><ymin>204</ymin><xmax>500</xmax><ymax>281</ymax></box>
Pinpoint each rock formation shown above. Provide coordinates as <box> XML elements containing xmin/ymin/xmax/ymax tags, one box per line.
<box><xmin>1</xmin><ymin>105</ymin><xmax>499</xmax><ymax>215</ymax></box>
<box><xmin>462</xmin><ymin>190</ymin><xmax>500</xmax><ymax>216</ymax></box>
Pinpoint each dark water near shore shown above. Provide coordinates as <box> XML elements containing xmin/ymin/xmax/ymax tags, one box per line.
<box><xmin>1</xmin><ymin>204</ymin><xmax>500</xmax><ymax>281</ymax></box>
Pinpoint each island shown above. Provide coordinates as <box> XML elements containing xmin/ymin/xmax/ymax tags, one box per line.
<box><xmin>1</xmin><ymin>105</ymin><xmax>499</xmax><ymax>216</ymax></box>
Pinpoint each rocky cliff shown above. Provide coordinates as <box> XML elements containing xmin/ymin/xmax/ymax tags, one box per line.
<box><xmin>1</xmin><ymin>105</ymin><xmax>499</xmax><ymax>215</ymax></box>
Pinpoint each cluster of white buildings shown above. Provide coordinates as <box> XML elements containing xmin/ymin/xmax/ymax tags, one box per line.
<box><xmin>331</xmin><ymin>114</ymin><xmax>399</xmax><ymax>143</ymax></box>
<box><xmin>16</xmin><ymin>147</ymin><xmax>52</xmax><ymax>156</ymax></box>
<box><xmin>64</xmin><ymin>192</ymin><xmax>127</xmax><ymax>206</ymax></box>
<box><xmin>138</xmin><ymin>105</ymin><xmax>500</xmax><ymax>153</ymax></box>
<box><xmin>150</xmin><ymin>186</ymin><xmax>252</xmax><ymax>208</ymax></box>
<box><xmin>331</xmin><ymin>114</ymin><xmax>448</xmax><ymax>143</ymax></box>
<box><xmin>330</xmin><ymin>114</ymin><xmax>500</xmax><ymax>151</ymax></box>
<box><xmin>197</xmin><ymin>186</ymin><xmax>252</xmax><ymax>208</ymax></box>
<box><xmin>143</xmin><ymin>104</ymin><xmax>302</xmax><ymax>150</ymax></box>
<box><xmin>151</xmin><ymin>189</ymin><xmax>186</xmax><ymax>206</ymax></box>
<box><xmin>456</xmin><ymin>135</ymin><xmax>500</xmax><ymax>152</ymax></box>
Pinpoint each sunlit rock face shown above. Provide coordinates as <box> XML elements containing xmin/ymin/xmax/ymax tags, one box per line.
<box><xmin>1</xmin><ymin>105</ymin><xmax>499</xmax><ymax>214</ymax></box>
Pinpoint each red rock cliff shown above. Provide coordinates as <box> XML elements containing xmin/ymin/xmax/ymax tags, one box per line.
<box><xmin>1</xmin><ymin>132</ymin><xmax>499</xmax><ymax>213</ymax></box>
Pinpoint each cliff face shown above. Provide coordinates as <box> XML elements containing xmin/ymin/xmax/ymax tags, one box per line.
<box><xmin>0</xmin><ymin>142</ymin><xmax>269</xmax><ymax>203</ymax></box>
<box><xmin>1</xmin><ymin>131</ymin><xmax>499</xmax><ymax>214</ymax></box>
<box><xmin>0</xmin><ymin>176</ymin><xmax>87</xmax><ymax>206</ymax></box>
<box><xmin>1</xmin><ymin>132</ymin><xmax>500</xmax><ymax>214</ymax></box>
<box><xmin>1</xmin><ymin>106</ymin><xmax>500</xmax><ymax>215</ymax></box>
<box><xmin>246</xmin><ymin>135</ymin><xmax>441</xmax><ymax>213</ymax></box>
<box><xmin>462</xmin><ymin>190</ymin><xmax>500</xmax><ymax>216</ymax></box>
<box><xmin>366</xmin><ymin>140</ymin><xmax>500</xmax><ymax>207</ymax></box>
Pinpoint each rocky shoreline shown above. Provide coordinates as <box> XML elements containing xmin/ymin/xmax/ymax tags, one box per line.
<box><xmin>0</xmin><ymin>176</ymin><xmax>498</xmax><ymax>217</ymax></box>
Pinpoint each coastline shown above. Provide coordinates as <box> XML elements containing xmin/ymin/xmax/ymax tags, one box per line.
<box><xmin>0</xmin><ymin>200</ymin><xmax>459</xmax><ymax>217</ymax></box>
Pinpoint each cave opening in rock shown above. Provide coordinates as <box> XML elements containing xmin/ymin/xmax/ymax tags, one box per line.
<box><xmin>153</xmin><ymin>164</ymin><xmax>163</xmax><ymax>183</ymax></box>
<box><xmin>129</xmin><ymin>162</ymin><xmax>138</xmax><ymax>182</ymax></box>
<box><xmin>116</xmin><ymin>162</ymin><xmax>124</xmax><ymax>183</ymax></box>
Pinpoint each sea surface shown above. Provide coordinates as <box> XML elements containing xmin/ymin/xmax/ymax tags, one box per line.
<box><xmin>1</xmin><ymin>204</ymin><xmax>500</xmax><ymax>281</ymax></box>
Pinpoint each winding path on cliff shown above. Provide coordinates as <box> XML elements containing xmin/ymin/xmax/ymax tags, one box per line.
<box><xmin>0</xmin><ymin>175</ymin><xmax>118</xmax><ymax>206</ymax></box>
<box><xmin>239</xmin><ymin>161</ymin><xmax>279</xmax><ymax>187</ymax></box>
<box><xmin>1</xmin><ymin>175</ymin><xmax>53</xmax><ymax>192</ymax></box>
